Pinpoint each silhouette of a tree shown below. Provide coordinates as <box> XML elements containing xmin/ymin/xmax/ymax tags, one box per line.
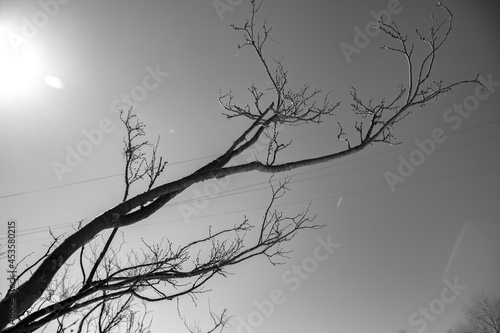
<box><xmin>0</xmin><ymin>1</ymin><xmax>483</xmax><ymax>332</ymax></box>
<box><xmin>452</xmin><ymin>291</ymin><xmax>500</xmax><ymax>333</ymax></box>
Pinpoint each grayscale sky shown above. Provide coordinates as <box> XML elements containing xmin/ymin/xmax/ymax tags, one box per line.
<box><xmin>1</xmin><ymin>1</ymin><xmax>499</xmax><ymax>333</ymax></box>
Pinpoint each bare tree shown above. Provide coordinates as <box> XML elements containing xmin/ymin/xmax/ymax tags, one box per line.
<box><xmin>452</xmin><ymin>292</ymin><xmax>500</xmax><ymax>333</ymax></box>
<box><xmin>0</xmin><ymin>1</ymin><xmax>483</xmax><ymax>332</ymax></box>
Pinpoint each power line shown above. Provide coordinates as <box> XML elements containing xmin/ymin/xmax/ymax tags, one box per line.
<box><xmin>1</xmin><ymin>98</ymin><xmax>498</xmax><ymax>239</ymax></box>
<box><xmin>159</xmin><ymin>133</ymin><xmax>500</xmax><ymax>209</ymax></box>
<box><xmin>2</xmin><ymin>106</ymin><xmax>499</xmax><ymax>201</ymax></box>
<box><xmin>2</xmin><ymin>119</ymin><xmax>499</xmax><ymax>239</ymax></box>
<box><xmin>2</xmin><ymin>92</ymin><xmax>498</xmax><ymax>200</ymax></box>
<box><xmin>2</xmin><ymin>131</ymin><xmax>498</xmax><ymax>241</ymax></box>
<box><xmin>139</xmin><ymin>166</ymin><xmax>500</xmax><ymax>227</ymax></box>
<box><xmin>6</xmin><ymin>165</ymin><xmax>498</xmax><ymax>242</ymax></box>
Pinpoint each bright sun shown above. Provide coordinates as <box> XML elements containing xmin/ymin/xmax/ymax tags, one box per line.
<box><xmin>0</xmin><ymin>42</ymin><xmax>43</xmax><ymax>102</ymax></box>
<box><xmin>0</xmin><ymin>18</ymin><xmax>66</xmax><ymax>109</ymax></box>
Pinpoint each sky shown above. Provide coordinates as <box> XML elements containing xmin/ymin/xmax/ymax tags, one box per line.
<box><xmin>0</xmin><ymin>0</ymin><xmax>499</xmax><ymax>332</ymax></box>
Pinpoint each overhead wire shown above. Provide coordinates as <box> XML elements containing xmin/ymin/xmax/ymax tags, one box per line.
<box><xmin>4</xmin><ymin>165</ymin><xmax>499</xmax><ymax>242</ymax></box>
<box><xmin>2</xmin><ymin>127</ymin><xmax>499</xmax><ymax>240</ymax></box>
<box><xmin>1</xmin><ymin>94</ymin><xmax>499</xmax><ymax>239</ymax></box>
<box><xmin>1</xmin><ymin>91</ymin><xmax>498</xmax><ymax>200</ymax></box>
<box><xmin>135</xmin><ymin>166</ymin><xmax>500</xmax><ymax>228</ymax></box>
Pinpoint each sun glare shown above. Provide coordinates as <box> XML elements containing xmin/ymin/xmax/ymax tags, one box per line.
<box><xmin>44</xmin><ymin>75</ymin><xmax>64</xmax><ymax>89</ymax></box>
<box><xmin>0</xmin><ymin>43</ymin><xmax>44</xmax><ymax>102</ymax></box>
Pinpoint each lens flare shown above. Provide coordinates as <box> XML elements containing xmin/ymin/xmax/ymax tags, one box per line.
<box><xmin>44</xmin><ymin>75</ymin><xmax>64</xmax><ymax>89</ymax></box>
